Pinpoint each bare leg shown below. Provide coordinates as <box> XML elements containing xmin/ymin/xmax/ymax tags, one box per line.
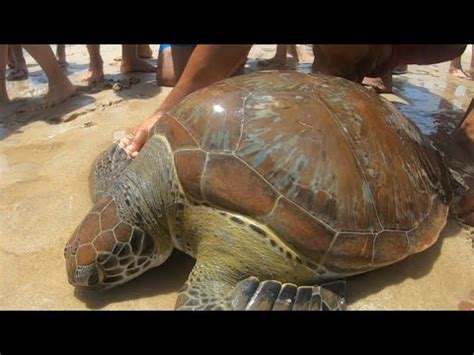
<box><xmin>470</xmin><ymin>46</ymin><xmax>474</xmax><ymax>77</ymax></box>
<box><xmin>232</xmin><ymin>60</ymin><xmax>246</xmax><ymax>76</ymax></box>
<box><xmin>137</xmin><ymin>44</ymin><xmax>153</xmax><ymax>59</ymax></box>
<box><xmin>287</xmin><ymin>45</ymin><xmax>298</xmax><ymax>60</ymax></box>
<box><xmin>56</xmin><ymin>44</ymin><xmax>67</xmax><ymax>68</ymax></box>
<box><xmin>122</xmin><ymin>44</ymin><xmax>252</xmax><ymax>156</ymax></box>
<box><xmin>120</xmin><ymin>45</ymin><xmax>155</xmax><ymax>73</ymax></box>
<box><xmin>454</xmin><ymin>99</ymin><xmax>474</xmax><ymax>226</ymax></box>
<box><xmin>0</xmin><ymin>45</ymin><xmax>10</xmax><ymax>103</ymax></box>
<box><xmin>7</xmin><ymin>45</ymin><xmax>29</xmax><ymax>81</ymax></box>
<box><xmin>22</xmin><ymin>45</ymin><xmax>75</xmax><ymax>108</ymax></box>
<box><xmin>84</xmin><ymin>45</ymin><xmax>104</xmax><ymax>84</ymax></box>
<box><xmin>449</xmin><ymin>56</ymin><xmax>471</xmax><ymax>79</ymax></box>
<box><xmin>456</xmin><ymin>98</ymin><xmax>474</xmax><ymax>157</ymax></box>
<box><xmin>10</xmin><ymin>45</ymin><xmax>27</xmax><ymax>69</ymax></box>
<box><xmin>151</xmin><ymin>45</ymin><xmax>247</xmax><ymax>80</ymax></box>
<box><xmin>158</xmin><ymin>45</ymin><xmax>251</xmax><ymax>112</ymax></box>
<box><xmin>257</xmin><ymin>45</ymin><xmax>290</xmax><ymax>68</ymax></box>
<box><xmin>312</xmin><ymin>45</ymin><xmax>391</xmax><ymax>83</ymax></box>
<box><xmin>288</xmin><ymin>44</ymin><xmax>313</xmax><ymax>63</ymax></box>
<box><xmin>7</xmin><ymin>45</ymin><xmax>15</xmax><ymax>68</ymax></box>
<box><xmin>157</xmin><ymin>45</ymin><xmax>195</xmax><ymax>87</ymax></box>
<box><xmin>313</xmin><ymin>44</ymin><xmax>466</xmax><ymax>83</ymax></box>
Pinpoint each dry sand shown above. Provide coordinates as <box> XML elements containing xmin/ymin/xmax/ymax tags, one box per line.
<box><xmin>0</xmin><ymin>45</ymin><xmax>472</xmax><ymax>310</ymax></box>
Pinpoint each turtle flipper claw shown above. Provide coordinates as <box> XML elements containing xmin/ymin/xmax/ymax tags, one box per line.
<box><xmin>244</xmin><ymin>280</ymin><xmax>284</xmax><ymax>310</ymax></box>
<box><xmin>292</xmin><ymin>286</ymin><xmax>314</xmax><ymax>310</ymax></box>
<box><xmin>230</xmin><ymin>276</ymin><xmax>260</xmax><ymax>310</ymax></box>
<box><xmin>273</xmin><ymin>283</ymin><xmax>298</xmax><ymax>310</ymax></box>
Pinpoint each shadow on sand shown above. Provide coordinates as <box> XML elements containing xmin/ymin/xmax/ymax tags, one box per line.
<box><xmin>0</xmin><ymin>93</ymin><xmax>97</xmax><ymax>141</ymax></box>
<box><xmin>0</xmin><ymin>72</ymin><xmax>163</xmax><ymax>141</ymax></box>
<box><xmin>346</xmin><ymin>220</ymin><xmax>466</xmax><ymax>305</ymax></box>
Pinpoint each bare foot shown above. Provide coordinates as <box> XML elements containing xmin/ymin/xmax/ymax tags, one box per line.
<box><xmin>7</xmin><ymin>68</ymin><xmax>28</xmax><ymax>81</ymax></box>
<box><xmin>362</xmin><ymin>74</ymin><xmax>393</xmax><ymax>94</ymax></box>
<box><xmin>83</xmin><ymin>68</ymin><xmax>104</xmax><ymax>85</ymax></box>
<box><xmin>120</xmin><ymin>59</ymin><xmax>155</xmax><ymax>74</ymax></box>
<box><xmin>257</xmin><ymin>57</ymin><xmax>291</xmax><ymax>69</ymax></box>
<box><xmin>42</xmin><ymin>81</ymin><xmax>76</xmax><ymax>109</ymax></box>
<box><xmin>27</xmin><ymin>80</ymin><xmax>76</xmax><ymax>111</ymax></box>
<box><xmin>449</xmin><ymin>68</ymin><xmax>472</xmax><ymax>80</ymax></box>
<box><xmin>120</xmin><ymin>111</ymin><xmax>164</xmax><ymax>157</ymax></box>
<box><xmin>138</xmin><ymin>45</ymin><xmax>153</xmax><ymax>59</ymax></box>
<box><xmin>456</xmin><ymin>99</ymin><xmax>474</xmax><ymax>157</ymax></box>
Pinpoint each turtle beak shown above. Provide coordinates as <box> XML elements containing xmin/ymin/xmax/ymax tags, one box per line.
<box><xmin>70</xmin><ymin>264</ymin><xmax>105</xmax><ymax>289</ymax></box>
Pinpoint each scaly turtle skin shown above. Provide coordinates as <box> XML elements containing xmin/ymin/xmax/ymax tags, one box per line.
<box><xmin>64</xmin><ymin>71</ymin><xmax>452</xmax><ymax>310</ymax></box>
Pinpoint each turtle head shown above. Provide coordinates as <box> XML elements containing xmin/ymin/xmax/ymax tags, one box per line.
<box><xmin>64</xmin><ymin>194</ymin><xmax>173</xmax><ymax>290</ymax></box>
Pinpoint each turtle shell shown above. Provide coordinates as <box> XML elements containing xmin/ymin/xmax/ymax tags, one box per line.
<box><xmin>154</xmin><ymin>71</ymin><xmax>452</xmax><ymax>275</ymax></box>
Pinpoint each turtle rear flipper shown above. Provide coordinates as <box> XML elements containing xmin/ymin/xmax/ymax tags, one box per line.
<box><xmin>89</xmin><ymin>143</ymin><xmax>134</xmax><ymax>202</ymax></box>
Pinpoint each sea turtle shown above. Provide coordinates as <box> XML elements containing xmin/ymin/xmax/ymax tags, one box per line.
<box><xmin>64</xmin><ymin>71</ymin><xmax>455</xmax><ymax>310</ymax></box>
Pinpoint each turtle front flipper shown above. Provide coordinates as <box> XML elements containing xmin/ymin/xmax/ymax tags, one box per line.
<box><xmin>230</xmin><ymin>278</ymin><xmax>347</xmax><ymax>311</ymax></box>
<box><xmin>89</xmin><ymin>142</ymin><xmax>134</xmax><ymax>202</ymax></box>
<box><xmin>175</xmin><ymin>269</ymin><xmax>347</xmax><ymax>311</ymax></box>
<box><xmin>174</xmin><ymin>206</ymin><xmax>348</xmax><ymax>311</ymax></box>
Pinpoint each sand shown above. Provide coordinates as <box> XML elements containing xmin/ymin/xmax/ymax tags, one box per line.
<box><xmin>0</xmin><ymin>45</ymin><xmax>472</xmax><ymax>310</ymax></box>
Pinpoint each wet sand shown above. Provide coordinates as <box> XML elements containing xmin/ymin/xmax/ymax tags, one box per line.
<box><xmin>0</xmin><ymin>45</ymin><xmax>473</xmax><ymax>310</ymax></box>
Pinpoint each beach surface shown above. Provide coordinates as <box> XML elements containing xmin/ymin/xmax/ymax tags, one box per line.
<box><xmin>1</xmin><ymin>45</ymin><xmax>473</xmax><ymax>310</ymax></box>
